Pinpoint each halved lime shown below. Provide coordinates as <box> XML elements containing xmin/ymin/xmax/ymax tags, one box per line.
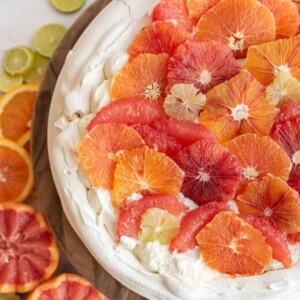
<box><xmin>24</xmin><ymin>53</ymin><xmax>49</xmax><ymax>85</ymax></box>
<box><xmin>0</xmin><ymin>294</ymin><xmax>21</xmax><ymax>300</ymax></box>
<box><xmin>33</xmin><ymin>24</ymin><xmax>67</xmax><ymax>58</ymax></box>
<box><xmin>2</xmin><ymin>46</ymin><xmax>35</xmax><ymax>76</ymax></box>
<box><xmin>50</xmin><ymin>0</ymin><xmax>86</xmax><ymax>13</ymax></box>
<box><xmin>0</xmin><ymin>73</ymin><xmax>23</xmax><ymax>92</ymax></box>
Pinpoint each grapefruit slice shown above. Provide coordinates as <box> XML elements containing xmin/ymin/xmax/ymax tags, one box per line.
<box><xmin>17</xmin><ymin>130</ymin><xmax>31</xmax><ymax>153</ymax></box>
<box><xmin>170</xmin><ymin>202</ymin><xmax>229</xmax><ymax>253</ymax></box>
<box><xmin>168</xmin><ymin>39</ymin><xmax>241</xmax><ymax>93</ymax></box>
<box><xmin>78</xmin><ymin>124</ymin><xmax>144</xmax><ymax>189</ymax></box>
<box><xmin>200</xmin><ymin>72</ymin><xmax>275</xmax><ymax>143</ymax></box>
<box><xmin>196</xmin><ymin>0</ymin><xmax>276</xmax><ymax>58</ymax></box>
<box><xmin>0</xmin><ymin>202</ymin><xmax>59</xmax><ymax>293</ymax></box>
<box><xmin>196</xmin><ymin>211</ymin><xmax>272</xmax><ymax>275</ymax></box>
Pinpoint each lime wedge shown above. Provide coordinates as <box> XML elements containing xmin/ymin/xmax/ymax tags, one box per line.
<box><xmin>33</xmin><ymin>24</ymin><xmax>67</xmax><ymax>58</ymax></box>
<box><xmin>0</xmin><ymin>73</ymin><xmax>23</xmax><ymax>92</ymax></box>
<box><xmin>2</xmin><ymin>46</ymin><xmax>35</xmax><ymax>76</ymax></box>
<box><xmin>0</xmin><ymin>294</ymin><xmax>21</xmax><ymax>300</ymax></box>
<box><xmin>50</xmin><ymin>0</ymin><xmax>86</xmax><ymax>13</ymax></box>
<box><xmin>24</xmin><ymin>53</ymin><xmax>49</xmax><ymax>85</ymax></box>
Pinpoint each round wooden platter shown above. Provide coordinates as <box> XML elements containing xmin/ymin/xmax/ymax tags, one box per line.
<box><xmin>31</xmin><ymin>1</ymin><xmax>144</xmax><ymax>299</ymax></box>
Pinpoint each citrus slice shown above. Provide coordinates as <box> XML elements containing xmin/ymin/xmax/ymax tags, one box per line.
<box><xmin>236</xmin><ymin>174</ymin><xmax>300</xmax><ymax>234</ymax></box>
<box><xmin>139</xmin><ymin>208</ymin><xmax>180</xmax><ymax>245</ymax></box>
<box><xmin>0</xmin><ymin>139</ymin><xmax>33</xmax><ymax>203</ymax></box>
<box><xmin>113</xmin><ymin>146</ymin><xmax>184</xmax><ymax>207</ymax></box>
<box><xmin>196</xmin><ymin>211</ymin><xmax>272</xmax><ymax>275</ymax></box>
<box><xmin>27</xmin><ymin>273</ymin><xmax>104</xmax><ymax>300</ymax></box>
<box><xmin>0</xmin><ymin>202</ymin><xmax>59</xmax><ymax>293</ymax></box>
<box><xmin>225</xmin><ymin>134</ymin><xmax>291</xmax><ymax>191</ymax></box>
<box><xmin>164</xmin><ymin>84</ymin><xmax>206</xmax><ymax>121</ymax></box>
<box><xmin>78</xmin><ymin>124</ymin><xmax>144</xmax><ymax>189</ymax></box>
<box><xmin>116</xmin><ymin>195</ymin><xmax>188</xmax><ymax>240</ymax></box>
<box><xmin>33</xmin><ymin>24</ymin><xmax>67</xmax><ymax>58</ymax></box>
<box><xmin>273</xmin><ymin>101</ymin><xmax>300</xmax><ymax>125</ymax></box>
<box><xmin>152</xmin><ymin>0</ymin><xmax>193</xmax><ymax>33</ymax></box>
<box><xmin>196</xmin><ymin>0</ymin><xmax>275</xmax><ymax>58</ymax></box>
<box><xmin>3</xmin><ymin>46</ymin><xmax>35</xmax><ymax>76</ymax></box>
<box><xmin>128</xmin><ymin>21</ymin><xmax>191</xmax><ymax>58</ymax></box>
<box><xmin>50</xmin><ymin>0</ymin><xmax>86</xmax><ymax>13</ymax></box>
<box><xmin>200</xmin><ymin>72</ymin><xmax>276</xmax><ymax>143</ymax></box>
<box><xmin>0</xmin><ymin>73</ymin><xmax>23</xmax><ymax>93</ymax></box>
<box><xmin>170</xmin><ymin>202</ymin><xmax>229</xmax><ymax>253</ymax></box>
<box><xmin>244</xmin><ymin>37</ymin><xmax>300</xmax><ymax>86</ymax></box>
<box><xmin>174</xmin><ymin>140</ymin><xmax>241</xmax><ymax>205</ymax></box>
<box><xmin>17</xmin><ymin>130</ymin><xmax>31</xmax><ymax>153</ymax></box>
<box><xmin>287</xmin><ymin>232</ymin><xmax>300</xmax><ymax>244</ymax></box>
<box><xmin>168</xmin><ymin>39</ymin><xmax>241</xmax><ymax>93</ymax></box>
<box><xmin>0</xmin><ymin>84</ymin><xmax>38</xmax><ymax>141</ymax></box>
<box><xmin>24</xmin><ymin>53</ymin><xmax>49</xmax><ymax>85</ymax></box>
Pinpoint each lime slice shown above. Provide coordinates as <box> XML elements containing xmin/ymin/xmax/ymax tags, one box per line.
<box><xmin>33</xmin><ymin>24</ymin><xmax>67</xmax><ymax>58</ymax></box>
<box><xmin>0</xmin><ymin>73</ymin><xmax>23</xmax><ymax>92</ymax></box>
<box><xmin>0</xmin><ymin>294</ymin><xmax>21</xmax><ymax>300</ymax></box>
<box><xmin>50</xmin><ymin>0</ymin><xmax>86</xmax><ymax>13</ymax></box>
<box><xmin>2</xmin><ymin>46</ymin><xmax>35</xmax><ymax>76</ymax></box>
<box><xmin>24</xmin><ymin>53</ymin><xmax>49</xmax><ymax>85</ymax></box>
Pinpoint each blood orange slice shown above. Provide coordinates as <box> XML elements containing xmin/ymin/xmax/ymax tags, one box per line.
<box><xmin>27</xmin><ymin>273</ymin><xmax>105</xmax><ymax>300</ymax></box>
<box><xmin>17</xmin><ymin>130</ymin><xmax>31</xmax><ymax>153</ymax></box>
<box><xmin>128</xmin><ymin>21</ymin><xmax>191</xmax><ymax>58</ymax></box>
<box><xmin>196</xmin><ymin>0</ymin><xmax>276</xmax><ymax>58</ymax></box>
<box><xmin>196</xmin><ymin>211</ymin><xmax>272</xmax><ymax>275</ymax></box>
<box><xmin>200</xmin><ymin>72</ymin><xmax>275</xmax><ymax>143</ymax></box>
<box><xmin>170</xmin><ymin>202</ymin><xmax>229</xmax><ymax>253</ymax></box>
<box><xmin>287</xmin><ymin>232</ymin><xmax>300</xmax><ymax>244</ymax></box>
<box><xmin>273</xmin><ymin>101</ymin><xmax>300</xmax><ymax>125</ymax></box>
<box><xmin>168</xmin><ymin>39</ymin><xmax>241</xmax><ymax>93</ymax></box>
<box><xmin>78</xmin><ymin>124</ymin><xmax>144</xmax><ymax>189</ymax></box>
<box><xmin>0</xmin><ymin>202</ymin><xmax>59</xmax><ymax>293</ymax></box>
<box><xmin>174</xmin><ymin>140</ymin><xmax>241</xmax><ymax>205</ymax></box>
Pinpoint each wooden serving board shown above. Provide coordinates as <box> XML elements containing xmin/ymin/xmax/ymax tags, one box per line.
<box><xmin>31</xmin><ymin>1</ymin><xmax>144</xmax><ymax>299</ymax></box>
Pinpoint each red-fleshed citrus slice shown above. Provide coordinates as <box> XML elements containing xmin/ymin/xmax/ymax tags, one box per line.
<box><xmin>170</xmin><ymin>202</ymin><xmax>229</xmax><ymax>253</ymax></box>
<box><xmin>113</xmin><ymin>146</ymin><xmax>184</xmax><ymax>207</ymax></box>
<box><xmin>0</xmin><ymin>202</ymin><xmax>59</xmax><ymax>293</ymax></box>
<box><xmin>87</xmin><ymin>99</ymin><xmax>165</xmax><ymax>131</ymax></box>
<box><xmin>27</xmin><ymin>273</ymin><xmax>105</xmax><ymax>300</ymax></box>
<box><xmin>236</xmin><ymin>174</ymin><xmax>300</xmax><ymax>234</ymax></box>
<box><xmin>287</xmin><ymin>231</ymin><xmax>300</xmax><ymax>244</ymax></box>
<box><xmin>168</xmin><ymin>39</ymin><xmax>241</xmax><ymax>93</ymax></box>
<box><xmin>78</xmin><ymin>124</ymin><xmax>144</xmax><ymax>189</ymax></box>
<box><xmin>174</xmin><ymin>140</ymin><xmax>241</xmax><ymax>205</ymax></box>
<box><xmin>152</xmin><ymin>0</ymin><xmax>193</xmax><ymax>33</ymax></box>
<box><xmin>195</xmin><ymin>0</ymin><xmax>276</xmax><ymax>58</ymax></box>
<box><xmin>225</xmin><ymin>134</ymin><xmax>291</xmax><ymax>192</ymax></box>
<box><xmin>17</xmin><ymin>130</ymin><xmax>31</xmax><ymax>153</ymax></box>
<box><xmin>196</xmin><ymin>211</ymin><xmax>272</xmax><ymax>275</ymax></box>
<box><xmin>200</xmin><ymin>72</ymin><xmax>275</xmax><ymax>143</ymax></box>
<box><xmin>273</xmin><ymin>102</ymin><xmax>300</xmax><ymax>125</ymax></box>
<box><xmin>128</xmin><ymin>21</ymin><xmax>192</xmax><ymax>58</ymax></box>
<box><xmin>116</xmin><ymin>195</ymin><xmax>188</xmax><ymax>240</ymax></box>
<box><xmin>240</xmin><ymin>215</ymin><xmax>292</xmax><ymax>267</ymax></box>
<box><xmin>244</xmin><ymin>37</ymin><xmax>300</xmax><ymax>86</ymax></box>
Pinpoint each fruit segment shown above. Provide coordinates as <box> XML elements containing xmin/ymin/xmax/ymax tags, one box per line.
<box><xmin>200</xmin><ymin>72</ymin><xmax>275</xmax><ymax>143</ymax></box>
<box><xmin>196</xmin><ymin>211</ymin><xmax>272</xmax><ymax>275</ymax></box>
<box><xmin>273</xmin><ymin>102</ymin><xmax>300</xmax><ymax>125</ymax></box>
<box><xmin>287</xmin><ymin>232</ymin><xmax>300</xmax><ymax>244</ymax></box>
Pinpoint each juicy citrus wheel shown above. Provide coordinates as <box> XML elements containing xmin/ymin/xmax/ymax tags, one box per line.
<box><xmin>196</xmin><ymin>211</ymin><xmax>272</xmax><ymax>275</ymax></box>
<box><xmin>236</xmin><ymin>174</ymin><xmax>300</xmax><ymax>234</ymax></box>
<box><xmin>0</xmin><ymin>139</ymin><xmax>33</xmax><ymax>203</ymax></box>
<box><xmin>0</xmin><ymin>84</ymin><xmax>38</xmax><ymax>141</ymax></box>
<box><xmin>287</xmin><ymin>231</ymin><xmax>300</xmax><ymax>244</ymax></box>
<box><xmin>128</xmin><ymin>21</ymin><xmax>191</xmax><ymax>58</ymax></box>
<box><xmin>244</xmin><ymin>37</ymin><xmax>300</xmax><ymax>86</ymax></box>
<box><xmin>174</xmin><ymin>140</ymin><xmax>241</xmax><ymax>205</ymax></box>
<box><xmin>167</xmin><ymin>39</ymin><xmax>241</xmax><ymax>93</ymax></box>
<box><xmin>27</xmin><ymin>273</ymin><xmax>105</xmax><ymax>300</ymax></box>
<box><xmin>195</xmin><ymin>0</ymin><xmax>276</xmax><ymax>58</ymax></box>
<box><xmin>24</xmin><ymin>53</ymin><xmax>49</xmax><ymax>85</ymax></box>
<box><xmin>0</xmin><ymin>73</ymin><xmax>23</xmax><ymax>93</ymax></box>
<box><xmin>225</xmin><ymin>134</ymin><xmax>291</xmax><ymax>191</ymax></box>
<box><xmin>170</xmin><ymin>202</ymin><xmax>229</xmax><ymax>253</ymax></box>
<box><xmin>0</xmin><ymin>202</ymin><xmax>59</xmax><ymax>293</ymax></box>
<box><xmin>113</xmin><ymin>146</ymin><xmax>184</xmax><ymax>207</ymax></box>
<box><xmin>17</xmin><ymin>130</ymin><xmax>31</xmax><ymax>153</ymax></box>
<box><xmin>78</xmin><ymin>124</ymin><xmax>144</xmax><ymax>189</ymax></box>
<box><xmin>200</xmin><ymin>72</ymin><xmax>276</xmax><ymax>143</ymax></box>
<box><xmin>50</xmin><ymin>0</ymin><xmax>86</xmax><ymax>13</ymax></box>
<box><xmin>274</xmin><ymin>101</ymin><xmax>300</xmax><ymax>125</ymax></box>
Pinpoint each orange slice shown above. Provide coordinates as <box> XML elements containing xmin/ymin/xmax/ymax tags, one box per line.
<box><xmin>196</xmin><ymin>211</ymin><xmax>272</xmax><ymax>275</ymax></box>
<box><xmin>113</xmin><ymin>146</ymin><xmax>184</xmax><ymax>207</ymax></box>
<box><xmin>0</xmin><ymin>138</ymin><xmax>34</xmax><ymax>203</ymax></box>
<box><xmin>244</xmin><ymin>37</ymin><xmax>300</xmax><ymax>86</ymax></box>
<box><xmin>78</xmin><ymin>124</ymin><xmax>144</xmax><ymax>189</ymax></box>
<box><xmin>17</xmin><ymin>130</ymin><xmax>31</xmax><ymax>153</ymax></box>
<box><xmin>236</xmin><ymin>174</ymin><xmax>300</xmax><ymax>234</ymax></box>
<box><xmin>0</xmin><ymin>85</ymin><xmax>38</xmax><ymax>141</ymax></box>
<box><xmin>196</xmin><ymin>0</ymin><xmax>276</xmax><ymax>58</ymax></box>
<box><xmin>200</xmin><ymin>72</ymin><xmax>275</xmax><ymax>143</ymax></box>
